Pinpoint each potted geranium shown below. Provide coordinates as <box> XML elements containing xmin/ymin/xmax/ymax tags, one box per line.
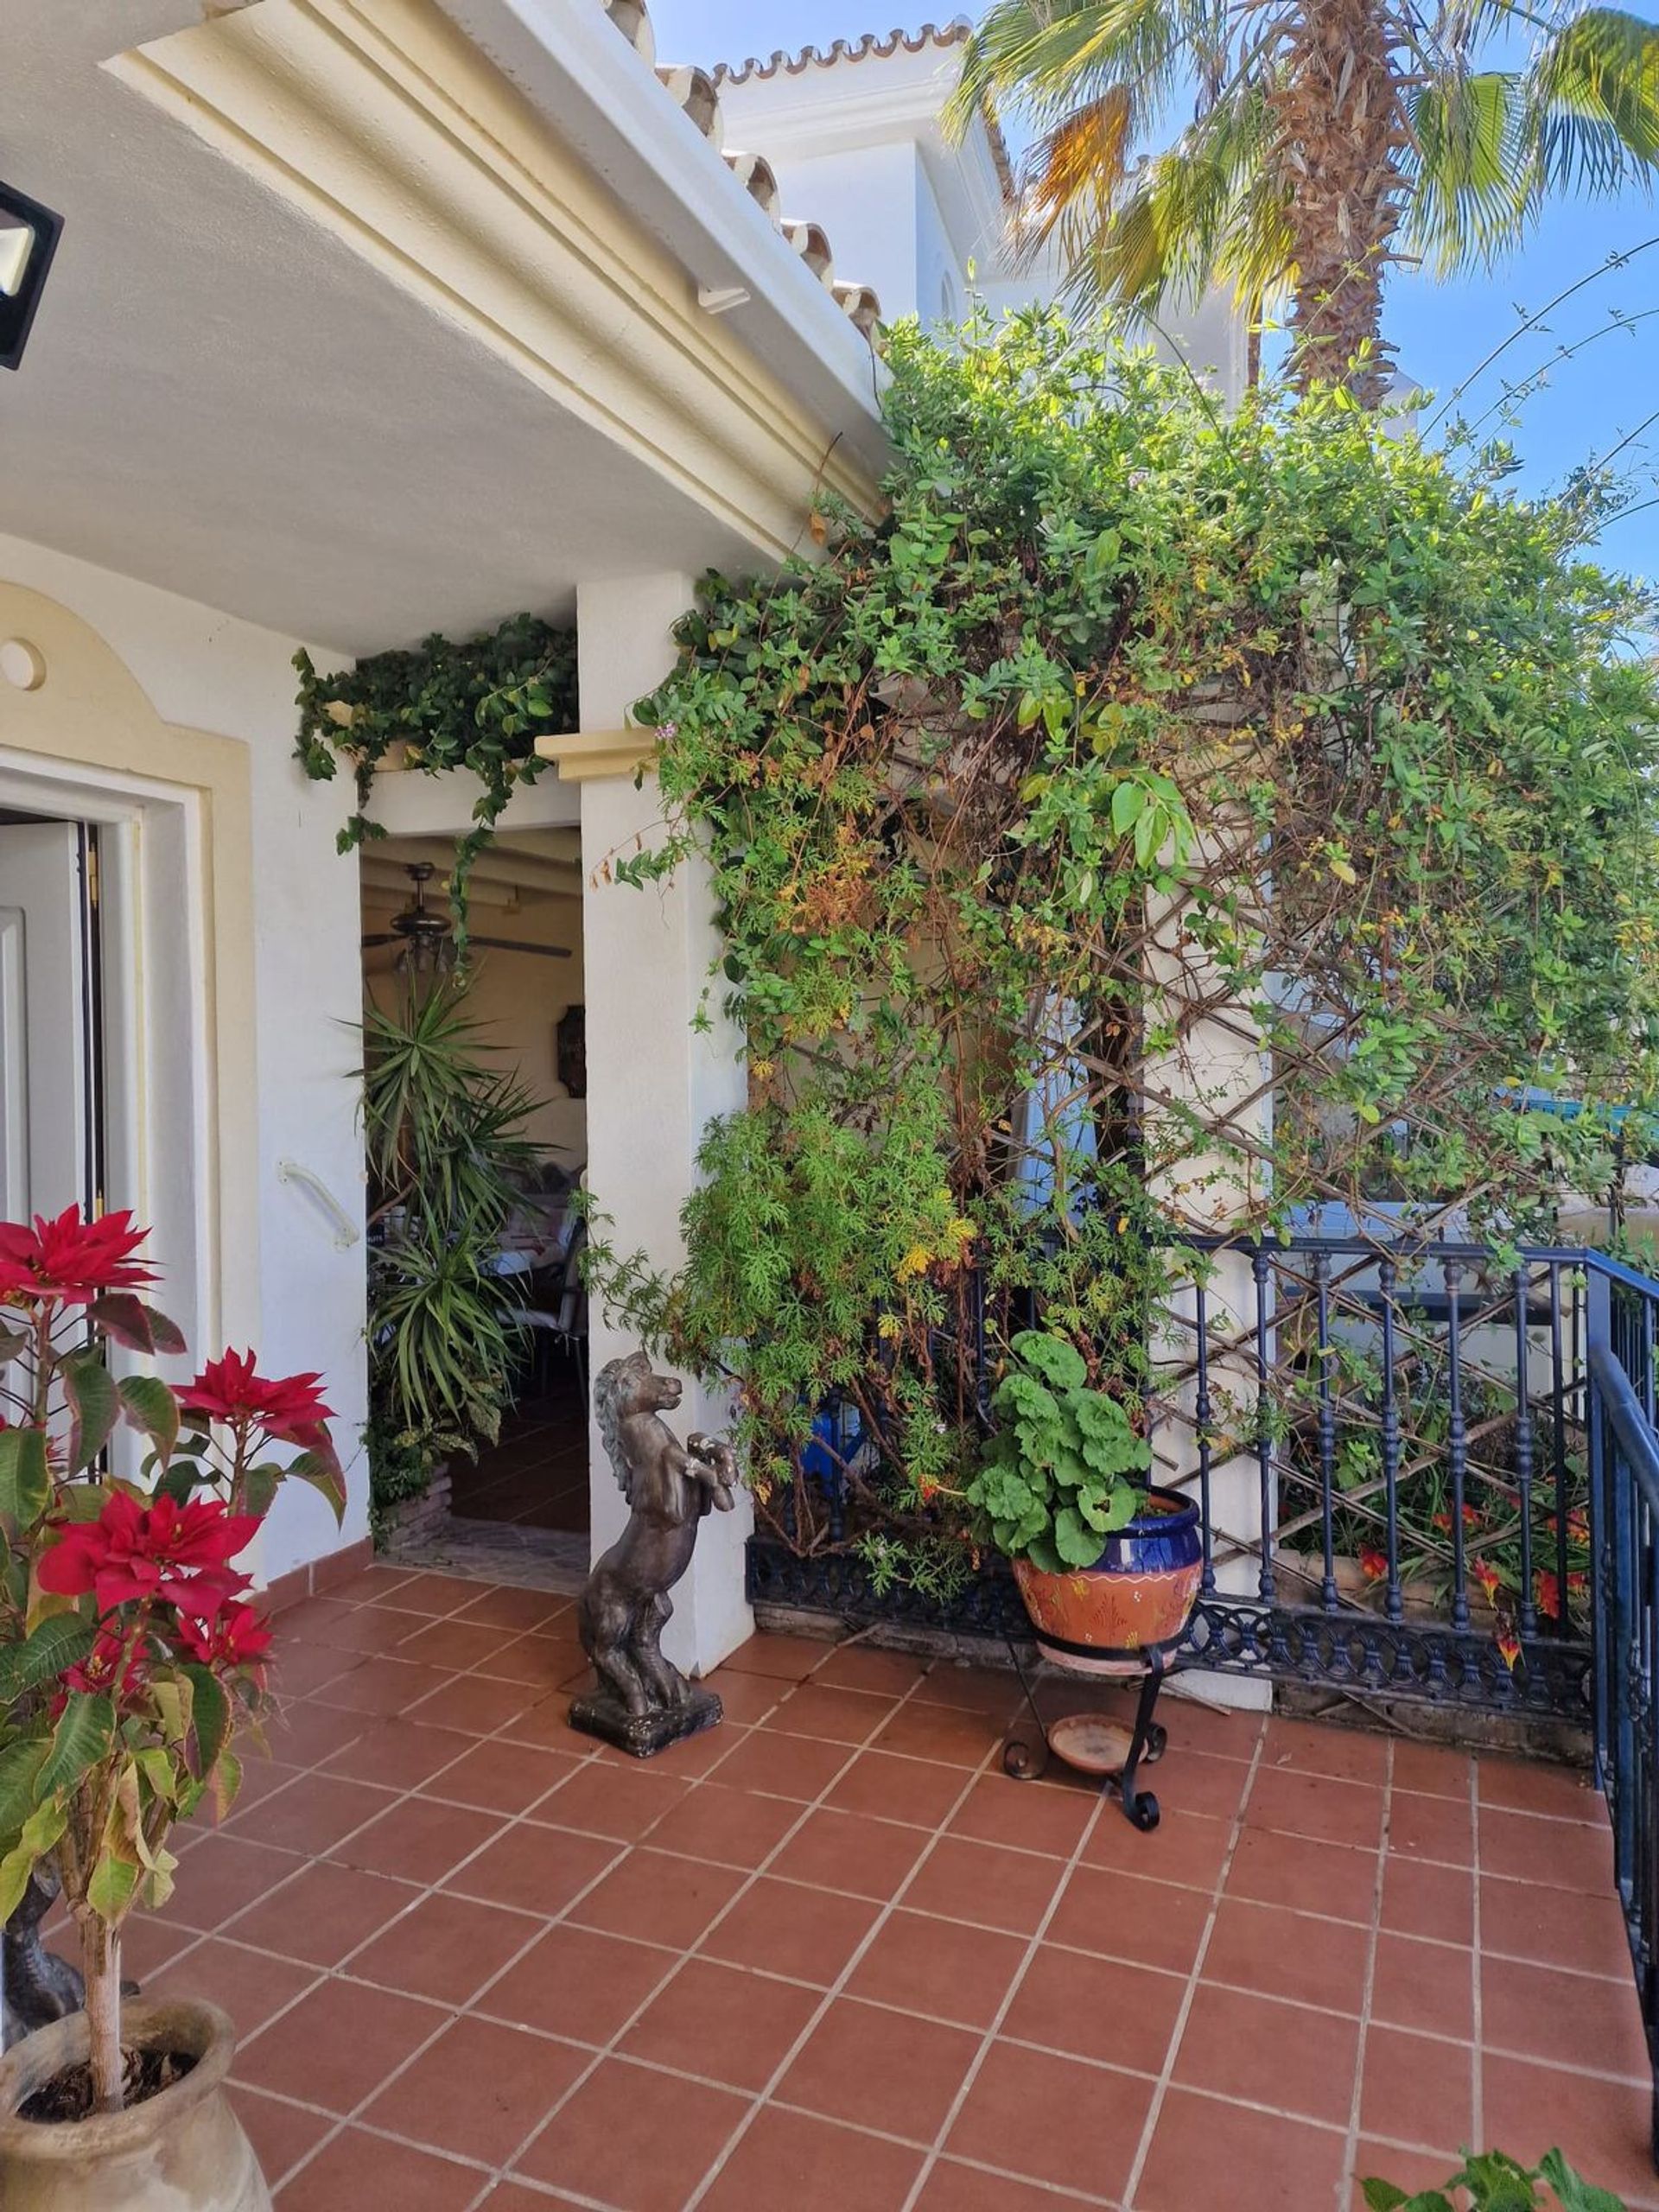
<box><xmin>0</xmin><ymin>1207</ymin><xmax>343</xmax><ymax>2210</ymax></box>
<box><xmin>964</xmin><ymin>1331</ymin><xmax>1203</xmax><ymax>1674</ymax></box>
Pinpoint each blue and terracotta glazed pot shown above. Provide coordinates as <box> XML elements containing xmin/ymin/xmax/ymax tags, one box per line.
<box><xmin>1013</xmin><ymin>1486</ymin><xmax>1203</xmax><ymax>1675</ymax></box>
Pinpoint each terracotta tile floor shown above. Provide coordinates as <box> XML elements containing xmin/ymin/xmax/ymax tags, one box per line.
<box><xmin>126</xmin><ymin>1567</ymin><xmax>1656</xmax><ymax>2209</ymax></box>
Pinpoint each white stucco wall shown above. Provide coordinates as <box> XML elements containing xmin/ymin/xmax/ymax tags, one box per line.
<box><xmin>0</xmin><ymin>533</ymin><xmax>369</xmax><ymax>1582</ymax></box>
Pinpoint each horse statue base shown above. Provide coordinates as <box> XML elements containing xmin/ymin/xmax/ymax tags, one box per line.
<box><xmin>571</xmin><ymin>1351</ymin><xmax>738</xmax><ymax>1762</ymax></box>
<box><xmin>569</xmin><ymin>1680</ymin><xmax>724</xmax><ymax>1759</ymax></box>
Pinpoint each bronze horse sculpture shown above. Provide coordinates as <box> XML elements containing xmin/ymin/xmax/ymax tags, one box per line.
<box><xmin>571</xmin><ymin>1350</ymin><xmax>738</xmax><ymax>1756</ymax></box>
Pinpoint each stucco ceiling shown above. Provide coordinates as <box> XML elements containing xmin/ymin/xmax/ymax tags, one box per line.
<box><xmin>0</xmin><ymin>1</ymin><xmax>790</xmax><ymax>656</ymax></box>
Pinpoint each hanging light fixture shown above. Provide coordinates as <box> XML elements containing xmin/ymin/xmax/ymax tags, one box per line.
<box><xmin>0</xmin><ymin>181</ymin><xmax>64</xmax><ymax>372</ymax></box>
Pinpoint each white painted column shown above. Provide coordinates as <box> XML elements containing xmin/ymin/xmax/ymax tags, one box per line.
<box><xmin>575</xmin><ymin>574</ymin><xmax>753</xmax><ymax>1675</ymax></box>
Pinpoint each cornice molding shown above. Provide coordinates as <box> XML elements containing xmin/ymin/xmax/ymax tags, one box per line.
<box><xmin>533</xmin><ymin>727</ymin><xmax>655</xmax><ymax>783</ymax></box>
<box><xmin>109</xmin><ymin>0</ymin><xmax>884</xmax><ymax>564</ymax></box>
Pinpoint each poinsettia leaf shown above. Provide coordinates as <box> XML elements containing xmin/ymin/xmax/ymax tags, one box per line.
<box><xmin>206</xmin><ymin>1748</ymin><xmax>243</xmax><ymax>1825</ymax></box>
<box><xmin>60</xmin><ymin>1351</ymin><xmax>120</xmax><ymax>1474</ymax></box>
<box><xmin>283</xmin><ymin>1443</ymin><xmax>346</xmax><ymax>1525</ymax></box>
<box><xmin>0</xmin><ymin>1323</ymin><xmax>29</xmax><ymax>1366</ymax></box>
<box><xmin>0</xmin><ymin>1799</ymin><xmax>67</xmax><ymax>1924</ymax></box>
<box><xmin>154</xmin><ymin>1458</ymin><xmax>207</xmax><ymax>1507</ymax></box>
<box><xmin>86</xmin><ymin>1847</ymin><xmax>140</xmax><ymax>1920</ymax></box>
<box><xmin>36</xmin><ymin>1690</ymin><xmax>116</xmax><ymax>1803</ymax></box>
<box><xmin>239</xmin><ymin>1465</ymin><xmax>280</xmax><ymax>1519</ymax></box>
<box><xmin>0</xmin><ymin>1426</ymin><xmax>52</xmax><ymax>1529</ymax></box>
<box><xmin>0</xmin><ymin>1738</ymin><xmax>48</xmax><ymax>1846</ymax></box>
<box><xmin>118</xmin><ymin>1375</ymin><xmax>180</xmax><ymax>1465</ymax></box>
<box><xmin>88</xmin><ymin>1295</ymin><xmax>187</xmax><ymax>1357</ymax></box>
<box><xmin>181</xmin><ymin>1662</ymin><xmax>231</xmax><ymax>1782</ymax></box>
<box><xmin>0</xmin><ymin>1614</ymin><xmax>96</xmax><ymax>1706</ymax></box>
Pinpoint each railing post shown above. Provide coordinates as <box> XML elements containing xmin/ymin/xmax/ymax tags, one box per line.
<box><xmin>1588</xmin><ymin>1264</ymin><xmax>1613</xmax><ymax>1784</ymax></box>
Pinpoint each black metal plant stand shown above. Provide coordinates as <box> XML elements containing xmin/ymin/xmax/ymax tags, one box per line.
<box><xmin>1001</xmin><ymin>1639</ymin><xmax>1174</xmax><ymax>1830</ymax></box>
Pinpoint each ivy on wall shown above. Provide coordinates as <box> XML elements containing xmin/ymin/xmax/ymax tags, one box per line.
<box><xmin>587</xmin><ymin>307</ymin><xmax>1659</xmax><ymax>1599</ymax></box>
<box><xmin>293</xmin><ymin>613</ymin><xmax>578</xmax><ymax>922</ymax></box>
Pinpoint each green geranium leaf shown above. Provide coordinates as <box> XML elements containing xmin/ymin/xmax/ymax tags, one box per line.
<box><xmin>1012</xmin><ymin>1332</ymin><xmax>1088</xmax><ymax>1391</ymax></box>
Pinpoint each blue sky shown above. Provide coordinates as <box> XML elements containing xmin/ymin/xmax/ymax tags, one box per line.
<box><xmin>653</xmin><ymin>0</ymin><xmax>1659</xmax><ymax>586</ymax></box>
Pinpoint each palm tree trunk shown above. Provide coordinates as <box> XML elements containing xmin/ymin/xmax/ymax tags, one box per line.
<box><xmin>1272</xmin><ymin>0</ymin><xmax>1410</xmax><ymax>403</ymax></box>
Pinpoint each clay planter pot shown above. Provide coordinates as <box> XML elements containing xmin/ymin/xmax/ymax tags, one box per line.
<box><xmin>0</xmin><ymin>2000</ymin><xmax>270</xmax><ymax>2212</ymax></box>
<box><xmin>1013</xmin><ymin>1486</ymin><xmax>1204</xmax><ymax>1676</ymax></box>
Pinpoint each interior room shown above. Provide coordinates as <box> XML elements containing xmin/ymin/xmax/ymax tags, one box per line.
<box><xmin>360</xmin><ymin>828</ymin><xmax>589</xmax><ymax>1541</ymax></box>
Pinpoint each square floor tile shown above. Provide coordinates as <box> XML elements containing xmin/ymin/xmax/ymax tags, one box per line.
<box><xmin>1389</xmin><ymin>1789</ymin><xmax>1475</xmax><ymax>1866</ymax></box>
<box><xmin>846</xmin><ymin>1910</ymin><xmax>1027</xmax><ymax>2031</ymax></box>
<box><xmin>1479</xmin><ymin>1875</ymin><xmax>1631</xmax><ymax>1979</ymax></box>
<box><xmin>228</xmin><ymin>1859</ymin><xmax>417</xmax><ymax>1968</ymax></box>
<box><xmin>512</xmin><ymin>2056</ymin><xmax>747</xmax><ymax>2211</ymax></box>
<box><xmin>1379</xmin><ymin>1857</ymin><xmax>1474</xmax><ymax>1947</ymax></box>
<box><xmin>1481</xmin><ymin>1953</ymin><xmax>1649</xmax><ymax>2080</ymax></box>
<box><xmin>418</xmin><ymin>1738</ymin><xmax>583</xmax><ymax>1816</ymax></box>
<box><xmin>1482</xmin><ymin>2051</ymin><xmax>1659</xmax><ymax>2203</ymax></box>
<box><xmin>944</xmin><ymin>2038</ymin><xmax>1154</xmax><ymax>2200</ymax></box>
<box><xmin>1478</xmin><ymin>1805</ymin><xmax>1615</xmax><ymax>1893</ymax></box>
<box><xmin>1135</xmin><ymin>2086</ymin><xmax>1346</xmax><ymax>2212</ymax></box>
<box><xmin>912</xmin><ymin>2159</ymin><xmax>1102</xmax><ymax>2212</ymax></box>
<box><xmin>231</xmin><ymin>1773</ymin><xmax>397</xmax><ymax>1858</ymax></box>
<box><xmin>453</xmin><ymin>1585</ymin><xmax>569</xmax><ymax>1633</ymax></box>
<box><xmin>1245</xmin><ymin>1764</ymin><xmax>1384</xmax><ymax>1850</ymax></box>
<box><xmin>622</xmin><ymin>1957</ymin><xmax>822</xmax><ymax>2092</ymax></box>
<box><xmin>778</xmin><ymin>1995</ymin><xmax>980</xmax><ymax>2142</ymax></box>
<box><xmin>1174</xmin><ymin>1980</ymin><xmax>1358</xmax><ymax>2126</ymax></box>
<box><xmin>169</xmin><ymin>1835</ymin><xmax>307</xmax><ymax>1933</ymax></box>
<box><xmin>721</xmin><ymin>1633</ymin><xmax>827</xmax><ymax>1681</ymax></box>
<box><xmin>1360</xmin><ymin>2024</ymin><xmax>1475</xmax><ymax>2152</ymax></box>
<box><xmin>1477</xmin><ymin>1755</ymin><xmax>1602</xmax><ymax>1822</ymax></box>
<box><xmin>348</xmin><ymin>1891</ymin><xmax>541</xmax><ymax>2005</ymax></box>
<box><xmin>1203</xmin><ymin>1897</ymin><xmax>1370</xmax><ymax>2015</ymax></box>
<box><xmin>395</xmin><ymin>1618</ymin><xmax>513</xmax><ymax>1673</ymax></box>
<box><xmin>1390</xmin><ymin>1742</ymin><xmax>1472</xmax><ymax>1800</ymax></box>
<box><xmin>1262</xmin><ymin>1718</ymin><xmax>1390</xmax><ymax>1786</ymax></box>
<box><xmin>415</xmin><ymin>1674</ymin><xmax>536</xmax><ymax>1736</ymax></box>
<box><xmin>696</xmin><ymin>2105</ymin><xmax>925</xmax><ymax>2212</ymax></box>
<box><xmin>1003</xmin><ymin>1945</ymin><xmax>1185</xmax><ymax>2077</ymax></box>
<box><xmin>770</xmin><ymin>1808</ymin><xmax>930</xmax><ymax>1902</ymax></box>
<box><xmin>1082</xmin><ymin>1803</ymin><xmax>1232</xmax><ymax>1891</ymax></box>
<box><xmin>480</xmin><ymin>1923</ymin><xmax>675</xmax><ymax>2045</ymax></box>
<box><xmin>274</xmin><ymin>2128</ymin><xmax>480</xmax><ymax>2212</ymax></box>
<box><xmin>362</xmin><ymin>2012</ymin><xmax>587</xmax><ymax>2164</ymax></box>
<box><xmin>813</xmin><ymin>1644</ymin><xmax>931</xmax><ymax>1698</ymax></box>
<box><xmin>320</xmin><ymin>1717</ymin><xmax>474</xmax><ymax>1792</ymax></box>
<box><xmin>568</xmin><ymin>1847</ymin><xmax>741</xmax><ymax>1949</ymax></box>
<box><xmin>1370</xmin><ymin>1931</ymin><xmax>1473</xmax><ymax>2042</ymax></box>
<box><xmin>1046</xmin><ymin>1865</ymin><xmax>1213</xmax><ymax>1977</ymax></box>
<box><xmin>150</xmin><ymin>1939</ymin><xmax>318</xmax><ymax>2040</ymax></box>
<box><xmin>645</xmin><ymin>1783</ymin><xmax>802</xmax><ymax>1871</ymax></box>
<box><xmin>1225</xmin><ymin>1824</ymin><xmax>1379</xmax><ymax>1923</ymax></box>
<box><xmin>702</xmin><ymin>1876</ymin><xmax>880</xmax><ymax>1986</ymax></box>
<box><xmin>533</xmin><ymin>1758</ymin><xmax>691</xmax><ymax>1842</ymax></box>
<box><xmin>871</xmin><ymin>1701</ymin><xmax>1004</xmax><ymax>1769</ymax></box>
<box><xmin>765</xmin><ymin>1682</ymin><xmax>901</xmax><ymax>1745</ymax></box>
<box><xmin>333</xmin><ymin>1796</ymin><xmax>499</xmax><ymax>1887</ymax></box>
<box><xmin>228</xmin><ymin>2088</ymin><xmax>332</xmax><ymax>2190</ymax></box>
<box><xmin>827</xmin><ymin>1751</ymin><xmax>974</xmax><ymax>1830</ymax></box>
<box><xmin>445</xmin><ymin>1819</ymin><xmax>618</xmax><ymax>1918</ymax></box>
<box><xmin>948</xmin><ymin>1773</ymin><xmax>1095</xmax><ymax>1860</ymax></box>
<box><xmin>904</xmin><ymin>1837</ymin><xmax>1064</xmax><ymax>1936</ymax></box>
<box><xmin>308</xmin><ymin>1656</ymin><xmax>452</xmax><ymax>1717</ymax></box>
<box><xmin>238</xmin><ymin>1977</ymin><xmax>447</xmax><ymax>2113</ymax></box>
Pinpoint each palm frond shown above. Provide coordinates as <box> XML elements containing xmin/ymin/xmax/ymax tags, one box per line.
<box><xmin>1402</xmin><ymin>72</ymin><xmax>1535</xmax><ymax>272</ymax></box>
<box><xmin>949</xmin><ymin>0</ymin><xmax>1223</xmax><ymax>147</ymax></box>
<box><xmin>1529</xmin><ymin>7</ymin><xmax>1659</xmax><ymax>194</ymax></box>
<box><xmin>1015</xmin><ymin>89</ymin><xmax>1140</xmax><ymax>266</ymax></box>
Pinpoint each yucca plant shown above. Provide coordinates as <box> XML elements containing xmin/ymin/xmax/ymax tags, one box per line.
<box><xmin>953</xmin><ymin>0</ymin><xmax>1659</xmax><ymax>399</ymax></box>
<box><xmin>361</xmin><ymin>983</ymin><xmax>545</xmax><ymax>1508</ymax></box>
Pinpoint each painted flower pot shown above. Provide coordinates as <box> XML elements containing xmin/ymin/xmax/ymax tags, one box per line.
<box><xmin>0</xmin><ymin>2000</ymin><xmax>270</xmax><ymax>2212</ymax></box>
<box><xmin>1013</xmin><ymin>1486</ymin><xmax>1204</xmax><ymax>1675</ymax></box>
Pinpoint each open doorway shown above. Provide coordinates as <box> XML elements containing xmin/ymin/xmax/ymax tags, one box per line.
<box><xmin>360</xmin><ymin>831</ymin><xmax>589</xmax><ymax>1549</ymax></box>
<box><xmin>0</xmin><ymin>809</ymin><xmax>104</xmax><ymax>1227</ymax></box>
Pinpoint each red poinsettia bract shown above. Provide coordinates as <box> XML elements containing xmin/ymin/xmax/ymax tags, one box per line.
<box><xmin>175</xmin><ymin>1601</ymin><xmax>273</xmax><ymax>1675</ymax></box>
<box><xmin>39</xmin><ymin>1492</ymin><xmax>260</xmax><ymax>1616</ymax></box>
<box><xmin>58</xmin><ymin>1627</ymin><xmax>151</xmax><ymax>1712</ymax></box>
<box><xmin>0</xmin><ymin>1207</ymin><xmax>156</xmax><ymax>1306</ymax></box>
<box><xmin>179</xmin><ymin>1349</ymin><xmax>335</xmax><ymax>1443</ymax></box>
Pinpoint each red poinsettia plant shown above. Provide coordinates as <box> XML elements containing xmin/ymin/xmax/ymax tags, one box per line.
<box><xmin>0</xmin><ymin>1207</ymin><xmax>344</xmax><ymax>2113</ymax></box>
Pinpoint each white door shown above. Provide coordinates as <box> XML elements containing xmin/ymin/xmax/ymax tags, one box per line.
<box><xmin>0</xmin><ymin>822</ymin><xmax>91</xmax><ymax>1223</ymax></box>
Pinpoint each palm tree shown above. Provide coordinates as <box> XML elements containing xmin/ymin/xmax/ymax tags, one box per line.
<box><xmin>952</xmin><ymin>0</ymin><xmax>1659</xmax><ymax>400</ymax></box>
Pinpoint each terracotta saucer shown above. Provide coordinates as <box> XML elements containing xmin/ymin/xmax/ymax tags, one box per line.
<box><xmin>1046</xmin><ymin>1713</ymin><xmax>1135</xmax><ymax>1776</ymax></box>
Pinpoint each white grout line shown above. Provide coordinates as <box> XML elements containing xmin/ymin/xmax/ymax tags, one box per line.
<box><xmin>1469</xmin><ymin>1751</ymin><xmax>1484</xmax><ymax>2149</ymax></box>
<box><xmin>1338</xmin><ymin>1735</ymin><xmax>1393</xmax><ymax>2209</ymax></box>
<box><xmin>1116</xmin><ymin>1719</ymin><xmax>1271</xmax><ymax>2211</ymax></box>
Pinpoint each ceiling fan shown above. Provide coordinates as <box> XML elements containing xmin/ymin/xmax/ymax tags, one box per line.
<box><xmin>362</xmin><ymin>861</ymin><xmax>573</xmax><ymax>976</ymax></box>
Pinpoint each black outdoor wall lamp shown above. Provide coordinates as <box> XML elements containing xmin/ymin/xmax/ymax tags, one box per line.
<box><xmin>0</xmin><ymin>181</ymin><xmax>63</xmax><ymax>372</ymax></box>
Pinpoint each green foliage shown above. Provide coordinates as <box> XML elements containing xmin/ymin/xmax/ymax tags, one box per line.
<box><xmin>587</xmin><ymin>308</ymin><xmax>1659</xmax><ymax>1580</ymax></box>
<box><xmin>965</xmin><ymin>1332</ymin><xmax>1150</xmax><ymax>1570</ymax></box>
<box><xmin>363</xmin><ymin>983</ymin><xmax>546</xmax><ymax>1494</ymax></box>
<box><xmin>293</xmin><ymin>613</ymin><xmax>577</xmax><ymax>931</ymax></box>
<box><xmin>1363</xmin><ymin>2147</ymin><xmax>1626</xmax><ymax>2210</ymax></box>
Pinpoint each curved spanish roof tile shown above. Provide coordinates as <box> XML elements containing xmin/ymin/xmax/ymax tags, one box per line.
<box><xmin>601</xmin><ymin>0</ymin><xmax>883</xmax><ymax>340</ymax></box>
<box><xmin>709</xmin><ymin>21</ymin><xmax>971</xmax><ymax>86</ymax></box>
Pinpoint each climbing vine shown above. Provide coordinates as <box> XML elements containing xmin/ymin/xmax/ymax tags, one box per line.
<box><xmin>582</xmin><ymin>308</ymin><xmax>1659</xmax><ymax>1600</ymax></box>
<box><xmin>293</xmin><ymin>613</ymin><xmax>578</xmax><ymax>922</ymax></box>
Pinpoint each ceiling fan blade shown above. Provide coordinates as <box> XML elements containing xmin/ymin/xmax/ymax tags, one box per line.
<box><xmin>467</xmin><ymin>937</ymin><xmax>573</xmax><ymax>959</ymax></box>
